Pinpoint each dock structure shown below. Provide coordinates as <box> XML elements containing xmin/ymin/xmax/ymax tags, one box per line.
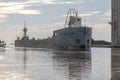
<box><xmin>112</xmin><ymin>0</ymin><xmax>120</xmax><ymax>47</ymax></box>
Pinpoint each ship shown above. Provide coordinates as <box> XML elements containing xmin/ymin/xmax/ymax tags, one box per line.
<box><xmin>15</xmin><ymin>9</ymin><xmax>92</xmax><ymax>50</ymax></box>
<box><xmin>0</xmin><ymin>40</ymin><xmax>6</xmax><ymax>48</ymax></box>
<box><xmin>52</xmin><ymin>9</ymin><xmax>92</xmax><ymax>50</ymax></box>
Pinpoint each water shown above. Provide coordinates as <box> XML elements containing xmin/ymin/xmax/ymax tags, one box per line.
<box><xmin>0</xmin><ymin>47</ymin><xmax>114</xmax><ymax>80</ymax></box>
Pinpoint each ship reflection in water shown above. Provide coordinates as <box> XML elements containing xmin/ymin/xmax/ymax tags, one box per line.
<box><xmin>111</xmin><ymin>48</ymin><xmax>120</xmax><ymax>80</ymax></box>
<box><xmin>0</xmin><ymin>48</ymin><xmax>111</xmax><ymax>80</ymax></box>
<box><xmin>52</xmin><ymin>51</ymin><xmax>91</xmax><ymax>80</ymax></box>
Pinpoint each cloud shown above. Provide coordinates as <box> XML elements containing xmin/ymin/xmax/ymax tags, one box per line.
<box><xmin>0</xmin><ymin>1</ymin><xmax>41</xmax><ymax>22</ymax></box>
<box><xmin>26</xmin><ymin>0</ymin><xmax>56</xmax><ymax>5</ymax></box>
<box><xmin>61</xmin><ymin>13</ymin><xmax>93</xmax><ymax>17</ymax></box>
<box><xmin>16</xmin><ymin>10</ymin><xmax>40</xmax><ymax>15</ymax></box>
<box><xmin>61</xmin><ymin>11</ymin><xmax>101</xmax><ymax>17</ymax></box>
<box><xmin>26</xmin><ymin>0</ymin><xmax>86</xmax><ymax>5</ymax></box>
<box><xmin>53</xmin><ymin>1</ymin><xmax>74</xmax><ymax>5</ymax></box>
<box><xmin>54</xmin><ymin>0</ymin><xmax>86</xmax><ymax>5</ymax></box>
<box><xmin>0</xmin><ymin>0</ymin><xmax>87</xmax><ymax>22</ymax></box>
<box><xmin>101</xmin><ymin>10</ymin><xmax>111</xmax><ymax>21</ymax></box>
<box><xmin>0</xmin><ymin>15</ymin><xmax>7</xmax><ymax>22</ymax></box>
<box><xmin>79</xmin><ymin>11</ymin><xmax>101</xmax><ymax>17</ymax></box>
<box><xmin>0</xmin><ymin>2</ymin><xmax>41</xmax><ymax>15</ymax></box>
<box><xmin>88</xmin><ymin>11</ymin><xmax>101</xmax><ymax>14</ymax></box>
<box><xmin>105</xmin><ymin>10</ymin><xmax>111</xmax><ymax>17</ymax></box>
<box><xmin>78</xmin><ymin>13</ymin><xmax>93</xmax><ymax>17</ymax></box>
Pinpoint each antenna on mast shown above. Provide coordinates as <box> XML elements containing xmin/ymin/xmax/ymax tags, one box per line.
<box><xmin>64</xmin><ymin>10</ymin><xmax>70</xmax><ymax>27</ymax></box>
<box><xmin>64</xmin><ymin>9</ymin><xmax>78</xmax><ymax>27</ymax></box>
<box><xmin>75</xmin><ymin>10</ymin><xmax>78</xmax><ymax>17</ymax></box>
<box><xmin>24</xmin><ymin>21</ymin><xmax>26</xmax><ymax>28</ymax></box>
<box><xmin>84</xmin><ymin>18</ymin><xmax>86</xmax><ymax>27</ymax></box>
<box><xmin>23</xmin><ymin>21</ymin><xmax>27</xmax><ymax>38</ymax></box>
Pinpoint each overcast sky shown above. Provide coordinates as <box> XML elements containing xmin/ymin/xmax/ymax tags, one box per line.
<box><xmin>0</xmin><ymin>0</ymin><xmax>111</xmax><ymax>43</ymax></box>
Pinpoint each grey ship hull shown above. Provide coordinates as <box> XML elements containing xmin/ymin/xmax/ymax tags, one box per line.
<box><xmin>15</xmin><ymin>38</ymin><xmax>90</xmax><ymax>51</ymax></box>
<box><xmin>15</xmin><ymin>40</ymin><xmax>89</xmax><ymax>51</ymax></box>
<box><xmin>15</xmin><ymin>39</ymin><xmax>53</xmax><ymax>49</ymax></box>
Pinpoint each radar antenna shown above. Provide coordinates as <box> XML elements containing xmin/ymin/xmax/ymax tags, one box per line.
<box><xmin>64</xmin><ymin>9</ymin><xmax>82</xmax><ymax>28</ymax></box>
<box><xmin>23</xmin><ymin>21</ymin><xmax>27</xmax><ymax>38</ymax></box>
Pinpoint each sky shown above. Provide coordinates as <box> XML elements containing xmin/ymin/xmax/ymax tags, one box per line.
<box><xmin>0</xmin><ymin>0</ymin><xmax>111</xmax><ymax>43</ymax></box>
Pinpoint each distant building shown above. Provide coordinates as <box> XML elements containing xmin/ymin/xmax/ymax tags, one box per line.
<box><xmin>92</xmin><ymin>40</ymin><xmax>111</xmax><ymax>45</ymax></box>
<box><xmin>112</xmin><ymin>0</ymin><xmax>120</xmax><ymax>47</ymax></box>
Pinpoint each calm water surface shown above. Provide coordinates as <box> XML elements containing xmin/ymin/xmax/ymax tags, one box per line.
<box><xmin>0</xmin><ymin>47</ymin><xmax>113</xmax><ymax>80</ymax></box>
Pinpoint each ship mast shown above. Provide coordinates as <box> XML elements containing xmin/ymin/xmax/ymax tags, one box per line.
<box><xmin>23</xmin><ymin>21</ymin><xmax>27</xmax><ymax>38</ymax></box>
<box><xmin>64</xmin><ymin>9</ymin><xmax>82</xmax><ymax>28</ymax></box>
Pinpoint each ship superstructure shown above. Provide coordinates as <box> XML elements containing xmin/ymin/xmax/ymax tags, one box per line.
<box><xmin>53</xmin><ymin>9</ymin><xmax>92</xmax><ymax>50</ymax></box>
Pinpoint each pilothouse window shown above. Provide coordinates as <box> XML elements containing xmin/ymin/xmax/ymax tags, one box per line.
<box><xmin>77</xmin><ymin>18</ymin><xmax>80</xmax><ymax>21</ymax></box>
<box><xmin>53</xmin><ymin>32</ymin><xmax>57</xmax><ymax>36</ymax></box>
<box><xmin>87</xmin><ymin>40</ymin><xmax>90</xmax><ymax>44</ymax></box>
